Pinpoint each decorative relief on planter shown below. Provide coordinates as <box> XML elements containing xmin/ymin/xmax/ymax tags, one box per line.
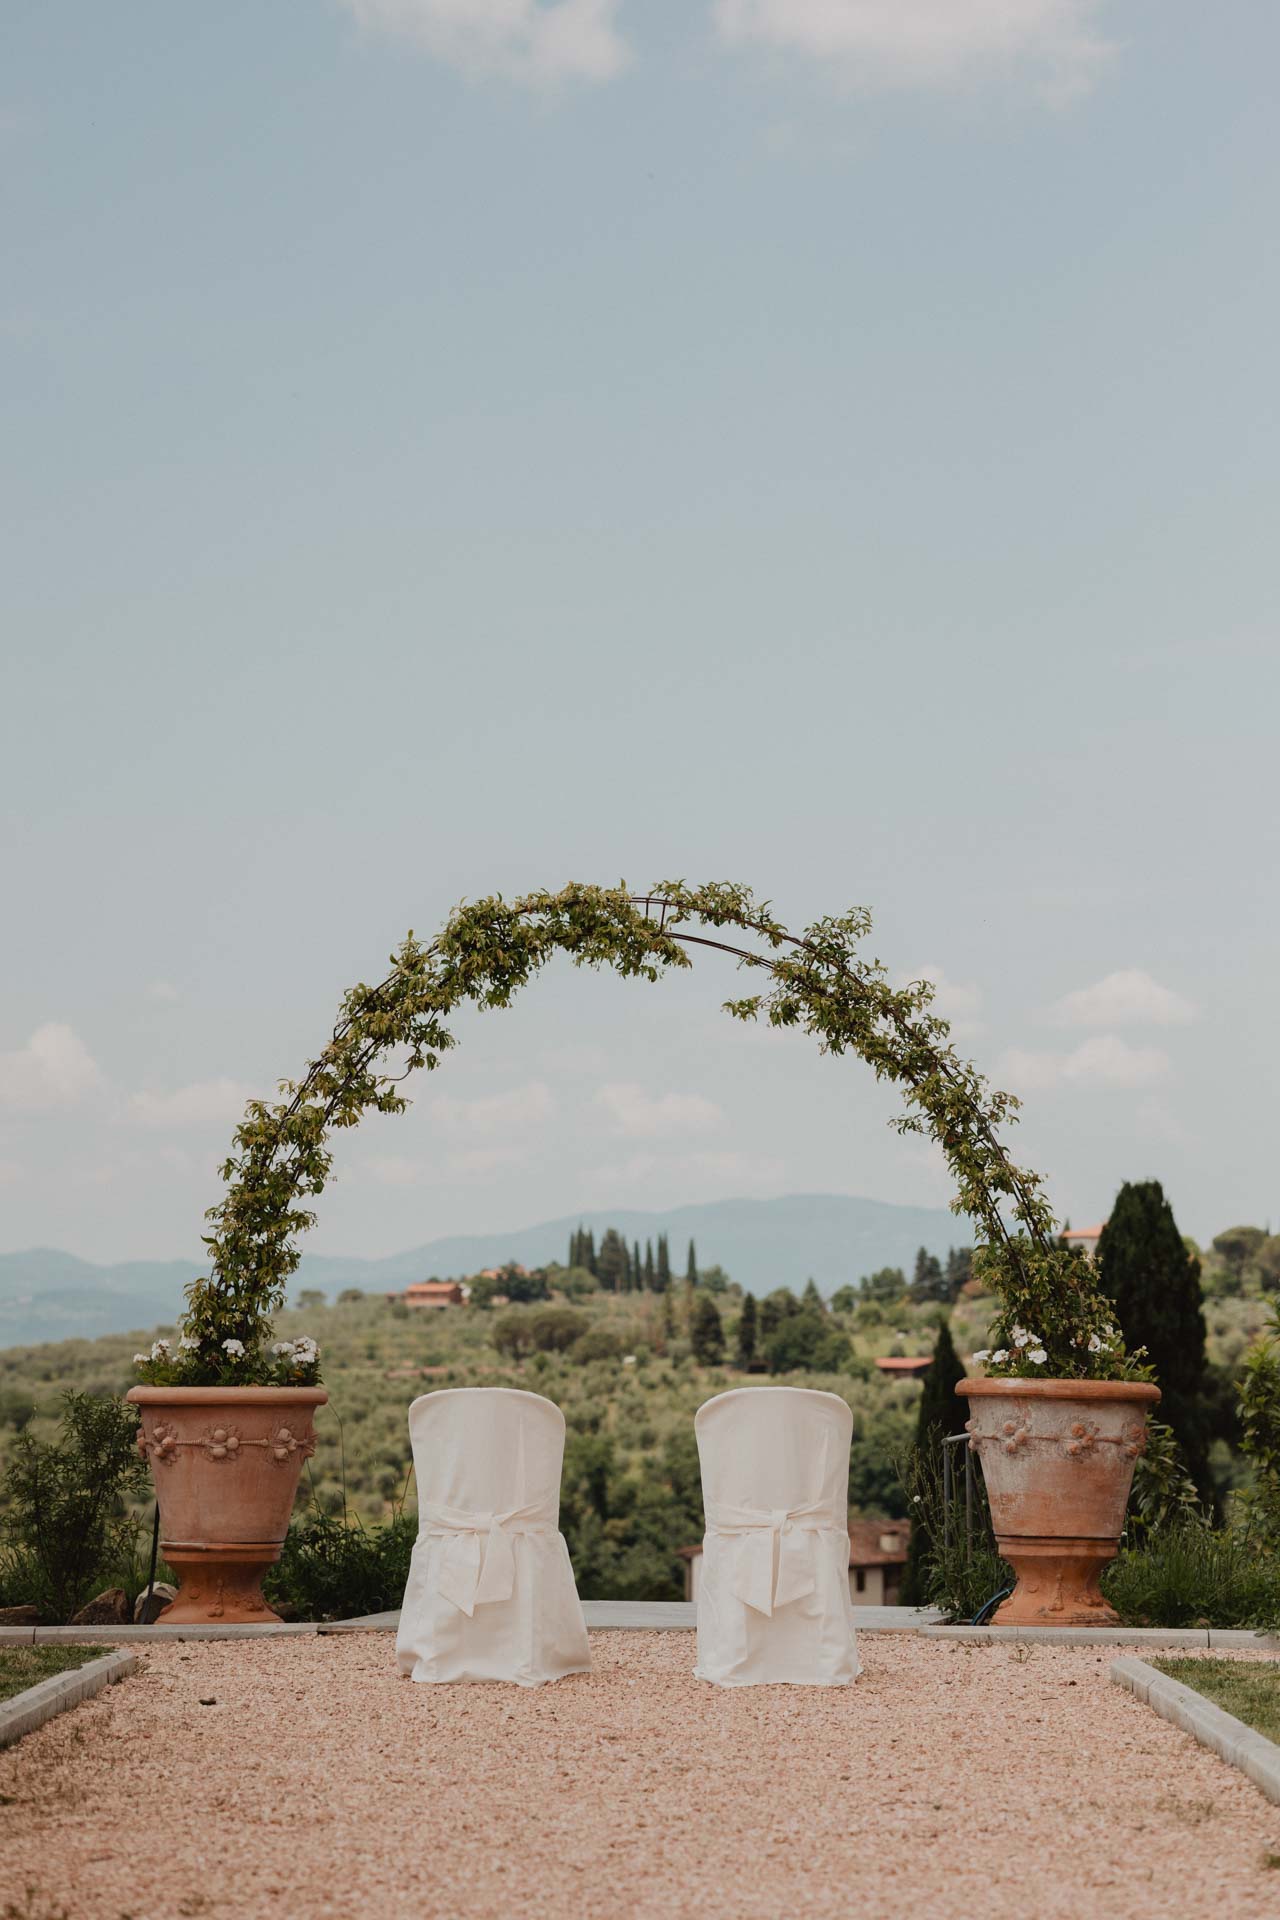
<box><xmin>139</xmin><ymin>1421</ymin><xmax>180</xmax><ymax>1463</ymax></box>
<box><xmin>268</xmin><ymin>1425</ymin><xmax>313</xmax><ymax>1466</ymax></box>
<box><xmin>965</xmin><ymin>1405</ymin><xmax>1034</xmax><ymax>1454</ymax></box>
<box><xmin>964</xmin><ymin>1409</ymin><xmax>1150</xmax><ymax>1462</ymax></box>
<box><xmin>137</xmin><ymin>1422</ymin><xmax>315</xmax><ymax>1465</ymax></box>
<box><xmin>202</xmin><ymin>1425</ymin><xmax>243</xmax><ymax>1461</ymax></box>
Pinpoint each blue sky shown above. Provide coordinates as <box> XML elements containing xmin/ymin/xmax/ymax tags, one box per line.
<box><xmin>2</xmin><ymin>0</ymin><xmax>1277</xmax><ymax>1262</ymax></box>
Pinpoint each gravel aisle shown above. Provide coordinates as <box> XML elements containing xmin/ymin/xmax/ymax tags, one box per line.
<box><xmin>2</xmin><ymin>1632</ymin><xmax>1279</xmax><ymax>1919</ymax></box>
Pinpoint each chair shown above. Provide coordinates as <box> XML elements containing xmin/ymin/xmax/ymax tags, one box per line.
<box><xmin>693</xmin><ymin>1386</ymin><xmax>859</xmax><ymax>1687</ymax></box>
<box><xmin>395</xmin><ymin>1388</ymin><xmax>591</xmax><ymax>1687</ymax></box>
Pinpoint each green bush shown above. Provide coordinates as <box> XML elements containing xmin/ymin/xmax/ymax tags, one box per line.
<box><xmin>266</xmin><ymin>1506</ymin><xmax>416</xmax><ymax>1621</ymax></box>
<box><xmin>1103</xmin><ymin>1520</ymin><xmax>1280</xmax><ymax>1629</ymax></box>
<box><xmin>0</xmin><ymin>1391</ymin><xmax>149</xmax><ymax>1622</ymax></box>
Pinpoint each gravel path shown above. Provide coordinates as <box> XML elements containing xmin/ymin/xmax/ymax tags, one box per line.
<box><xmin>3</xmin><ymin>1632</ymin><xmax>1279</xmax><ymax>1919</ymax></box>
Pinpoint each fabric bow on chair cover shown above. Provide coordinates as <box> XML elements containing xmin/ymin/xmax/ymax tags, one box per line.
<box><xmin>420</xmin><ymin>1500</ymin><xmax>550</xmax><ymax>1617</ymax></box>
<box><xmin>703</xmin><ymin>1498</ymin><xmax>833</xmax><ymax>1617</ymax></box>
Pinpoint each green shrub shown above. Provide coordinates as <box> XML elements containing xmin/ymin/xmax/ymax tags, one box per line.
<box><xmin>266</xmin><ymin>1506</ymin><xmax>416</xmax><ymax>1621</ymax></box>
<box><xmin>0</xmin><ymin>1391</ymin><xmax>149</xmax><ymax>1622</ymax></box>
<box><xmin>1103</xmin><ymin>1520</ymin><xmax>1280</xmax><ymax>1629</ymax></box>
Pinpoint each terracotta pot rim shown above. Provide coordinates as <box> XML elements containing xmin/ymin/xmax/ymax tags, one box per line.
<box><xmin>956</xmin><ymin>1377</ymin><xmax>1160</xmax><ymax>1404</ymax></box>
<box><xmin>125</xmin><ymin>1386</ymin><xmax>329</xmax><ymax>1406</ymax></box>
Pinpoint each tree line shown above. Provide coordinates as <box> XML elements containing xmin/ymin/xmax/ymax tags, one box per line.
<box><xmin>567</xmin><ymin>1226</ymin><xmax>702</xmax><ymax>1294</ymax></box>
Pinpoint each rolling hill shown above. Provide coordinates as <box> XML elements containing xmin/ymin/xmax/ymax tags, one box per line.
<box><xmin>0</xmin><ymin>1192</ymin><xmax>973</xmax><ymax>1348</ymax></box>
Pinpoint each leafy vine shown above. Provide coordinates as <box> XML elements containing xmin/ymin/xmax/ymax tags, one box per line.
<box><xmin>133</xmin><ymin>881</ymin><xmax>1134</xmax><ymax>1387</ymax></box>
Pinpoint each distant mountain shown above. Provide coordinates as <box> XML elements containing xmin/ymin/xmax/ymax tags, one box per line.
<box><xmin>0</xmin><ymin>1193</ymin><xmax>973</xmax><ymax>1349</ymax></box>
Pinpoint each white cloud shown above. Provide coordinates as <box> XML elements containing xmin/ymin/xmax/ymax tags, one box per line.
<box><xmin>595</xmin><ymin>1082</ymin><xmax>724</xmax><ymax>1140</ymax></box>
<box><xmin>713</xmin><ymin>0</ymin><xmax>1115</xmax><ymax>96</ymax></box>
<box><xmin>339</xmin><ymin>0</ymin><xmax>629</xmax><ymax>84</ymax></box>
<box><xmin>1051</xmin><ymin>968</ymin><xmax>1195</xmax><ymax>1029</ymax></box>
<box><xmin>997</xmin><ymin>1034</ymin><xmax>1171</xmax><ymax>1092</ymax></box>
<box><xmin>899</xmin><ymin>964</ymin><xmax>983</xmax><ymax>1039</ymax></box>
<box><xmin>432</xmin><ymin>1080</ymin><xmax>554</xmax><ymax>1139</ymax></box>
<box><xmin>0</xmin><ymin>1023</ymin><xmax>102</xmax><ymax>1112</ymax></box>
<box><xmin>147</xmin><ymin>980</ymin><xmax>181</xmax><ymax>1004</ymax></box>
<box><xmin>127</xmin><ymin>1078</ymin><xmax>255</xmax><ymax>1129</ymax></box>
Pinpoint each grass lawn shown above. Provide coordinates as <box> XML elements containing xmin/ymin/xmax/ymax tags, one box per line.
<box><xmin>0</xmin><ymin>1645</ymin><xmax>104</xmax><ymax>1704</ymax></box>
<box><xmin>1154</xmin><ymin>1658</ymin><xmax>1280</xmax><ymax>1742</ymax></box>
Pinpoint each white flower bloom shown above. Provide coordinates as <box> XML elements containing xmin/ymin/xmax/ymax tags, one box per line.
<box><xmin>150</xmin><ymin>1338</ymin><xmax>171</xmax><ymax>1360</ymax></box>
<box><xmin>1087</xmin><ymin>1332</ymin><xmax>1105</xmax><ymax>1353</ymax></box>
<box><xmin>133</xmin><ymin>1352</ymin><xmax>149</xmax><ymax>1365</ymax></box>
<box><xmin>221</xmin><ymin>1338</ymin><xmax>245</xmax><ymax>1358</ymax></box>
<box><xmin>971</xmin><ymin>1350</ymin><xmax>991</xmax><ymax>1364</ymax></box>
<box><xmin>271</xmin><ymin>1341</ymin><xmax>294</xmax><ymax>1356</ymax></box>
<box><xmin>1011</xmin><ymin>1326</ymin><xmax>1032</xmax><ymax>1348</ymax></box>
<box><xmin>913</xmin><ymin>1495</ymin><xmax>923</xmax><ymax>1505</ymax></box>
<box><xmin>1028</xmin><ymin>1349</ymin><xmax>1048</xmax><ymax>1366</ymax></box>
<box><xmin>991</xmin><ymin>1349</ymin><xmax>1009</xmax><ymax>1364</ymax></box>
<box><xmin>178</xmin><ymin>1335</ymin><xmax>200</xmax><ymax>1352</ymax></box>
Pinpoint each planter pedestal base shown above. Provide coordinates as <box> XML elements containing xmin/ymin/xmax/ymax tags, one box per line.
<box><xmin>992</xmin><ymin>1535</ymin><xmax>1118</xmax><ymax>1627</ymax></box>
<box><xmin>158</xmin><ymin>1545</ymin><xmax>284</xmax><ymax>1625</ymax></box>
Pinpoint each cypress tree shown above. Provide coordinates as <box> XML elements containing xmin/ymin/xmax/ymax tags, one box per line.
<box><xmin>690</xmin><ymin>1294</ymin><xmax>725</xmax><ymax>1366</ymax></box>
<box><xmin>1096</xmin><ymin>1180</ymin><xmax>1212</xmax><ymax>1501</ymax></box>
<box><xmin>656</xmin><ymin>1233</ymin><xmax>671</xmax><ymax>1292</ymax></box>
<box><xmin>735</xmin><ymin>1293</ymin><xmax>758</xmax><ymax>1370</ymax></box>
<box><xmin>584</xmin><ymin>1229</ymin><xmax>598</xmax><ymax>1278</ymax></box>
<box><xmin>644</xmin><ymin>1239</ymin><xmax>655</xmax><ymax>1291</ymax></box>
<box><xmin>801</xmin><ymin>1278</ymin><xmax>825</xmax><ymax>1314</ymax></box>
<box><xmin>597</xmin><ymin>1227</ymin><xmax>627</xmax><ymax>1294</ymax></box>
<box><xmin>632</xmin><ymin>1241</ymin><xmax>643</xmax><ymax>1294</ymax></box>
<box><xmin>686</xmin><ymin>1239</ymin><xmax>698</xmax><ymax>1287</ymax></box>
<box><xmin>900</xmin><ymin>1318</ymin><xmax>968</xmax><ymax>1606</ymax></box>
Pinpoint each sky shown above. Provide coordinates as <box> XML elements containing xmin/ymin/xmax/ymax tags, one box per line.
<box><xmin>2</xmin><ymin>0</ymin><xmax>1277</xmax><ymax>1264</ymax></box>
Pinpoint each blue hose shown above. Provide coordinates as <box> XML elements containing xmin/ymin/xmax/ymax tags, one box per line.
<box><xmin>970</xmin><ymin>1585</ymin><xmax>1013</xmax><ymax>1626</ymax></box>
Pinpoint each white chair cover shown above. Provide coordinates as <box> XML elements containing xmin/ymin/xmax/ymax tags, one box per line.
<box><xmin>395</xmin><ymin>1388</ymin><xmax>591</xmax><ymax>1687</ymax></box>
<box><xmin>694</xmin><ymin>1386</ymin><xmax>859</xmax><ymax>1688</ymax></box>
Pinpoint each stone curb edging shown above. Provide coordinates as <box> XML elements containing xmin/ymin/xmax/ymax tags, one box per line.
<box><xmin>0</xmin><ymin>1649</ymin><xmax>139</xmax><ymax>1750</ymax></box>
<box><xmin>924</xmin><ymin>1624</ymin><xmax>1279</xmax><ymax>1648</ymax></box>
<box><xmin>1111</xmin><ymin>1655</ymin><xmax>1280</xmax><ymax>1804</ymax></box>
<box><xmin>0</xmin><ymin>1623</ymin><xmax>321</xmax><ymax>1646</ymax></box>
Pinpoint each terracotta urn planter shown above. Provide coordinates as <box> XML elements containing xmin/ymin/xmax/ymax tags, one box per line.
<box><xmin>956</xmin><ymin>1377</ymin><xmax>1160</xmax><ymax>1626</ymax></box>
<box><xmin>127</xmin><ymin>1386</ymin><xmax>327</xmax><ymax>1625</ymax></box>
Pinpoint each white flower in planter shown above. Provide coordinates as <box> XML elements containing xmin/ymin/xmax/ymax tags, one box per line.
<box><xmin>271</xmin><ymin>1341</ymin><xmax>294</xmax><ymax>1356</ymax></box>
<box><xmin>1011</xmin><ymin>1327</ymin><xmax>1035</xmax><ymax>1349</ymax></box>
<box><xmin>1087</xmin><ymin>1332</ymin><xmax>1105</xmax><ymax>1353</ymax></box>
<box><xmin>179</xmin><ymin>1334</ymin><xmax>200</xmax><ymax>1352</ymax></box>
<box><xmin>1028</xmin><ymin>1348</ymin><xmax>1048</xmax><ymax>1365</ymax></box>
<box><xmin>221</xmin><ymin>1338</ymin><xmax>246</xmax><ymax>1359</ymax></box>
<box><xmin>150</xmin><ymin>1338</ymin><xmax>171</xmax><ymax>1360</ymax></box>
<box><xmin>133</xmin><ymin>1352</ymin><xmax>149</xmax><ymax>1364</ymax></box>
<box><xmin>971</xmin><ymin>1349</ymin><xmax>992</xmax><ymax>1363</ymax></box>
<box><xmin>991</xmin><ymin>1349</ymin><xmax>1009</xmax><ymax>1364</ymax></box>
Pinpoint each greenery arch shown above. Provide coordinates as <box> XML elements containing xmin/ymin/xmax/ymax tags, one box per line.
<box><xmin>136</xmin><ymin>881</ymin><xmax>1132</xmax><ymax>1387</ymax></box>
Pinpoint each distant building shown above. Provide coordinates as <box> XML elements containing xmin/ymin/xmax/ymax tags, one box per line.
<box><xmin>678</xmin><ymin>1519</ymin><xmax>911</xmax><ymax>1608</ymax></box>
<box><xmin>398</xmin><ymin>1281</ymin><xmax>464</xmax><ymax>1308</ymax></box>
<box><xmin>1062</xmin><ymin>1224</ymin><xmax>1105</xmax><ymax>1261</ymax></box>
<box><xmin>873</xmin><ymin>1356</ymin><xmax>933</xmax><ymax>1380</ymax></box>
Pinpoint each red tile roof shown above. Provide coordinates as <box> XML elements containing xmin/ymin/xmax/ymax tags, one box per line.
<box><xmin>874</xmin><ymin>1356</ymin><xmax>933</xmax><ymax>1376</ymax></box>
